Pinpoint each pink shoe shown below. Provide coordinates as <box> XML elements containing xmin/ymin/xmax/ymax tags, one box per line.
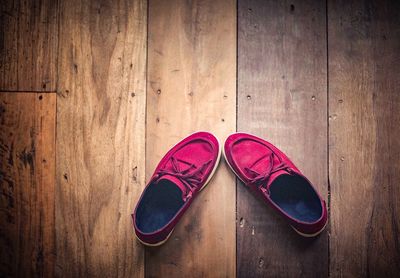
<box><xmin>224</xmin><ymin>133</ymin><xmax>327</xmax><ymax>237</ymax></box>
<box><xmin>133</xmin><ymin>132</ymin><xmax>221</xmax><ymax>246</ymax></box>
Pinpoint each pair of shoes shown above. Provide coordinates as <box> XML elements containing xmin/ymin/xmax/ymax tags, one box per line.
<box><xmin>132</xmin><ymin>132</ymin><xmax>328</xmax><ymax>246</ymax></box>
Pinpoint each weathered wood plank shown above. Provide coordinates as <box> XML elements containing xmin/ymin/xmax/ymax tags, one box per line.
<box><xmin>0</xmin><ymin>0</ymin><xmax>58</xmax><ymax>91</ymax></box>
<box><xmin>145</xmin><ymin>0</ymin><xmax>236</xmax><ymax>276</ymax></box>
<box><xmin>237</xmin><ymin>0</ymin><xmax>328</xmax><ymax>276</ymax></box>
<box><xmin>0</xmin><ymin>92</ymin><xmax>56</xmax><ymax>277</ymax></box>
<box><xmin>328</xmin><ymin>0</ymin><xmax>400</xmax><ymax>276</ymax></box>
<box><xmin>56</xmin><ymin>0</ymin><xmax>147</xmax><ymax>276</ymax></box>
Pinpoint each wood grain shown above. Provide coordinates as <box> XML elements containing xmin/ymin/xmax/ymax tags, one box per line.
<box><xmin>145</xmin><ymin>0</ymin><xmax>236</xmax><ymax>277</ymax></box>
<box><xmin>0</xmin><ymin>92</ymin><xmax>56</xmax><ymax>277</ymax></box>
<box><xmin>237</xmin><ymin>0</ymin><xmax>328</xmax><ymax>276</ymax></box>
<box><xmin>328</xmin><ymin>0</ymin><xmax>400</xmax><ymax>276</ymax></box>
<box><xmin>56</xmin><ymin>0</ymin><xmax>147</xmax><ymax>276</ymax></box>
<box><xmin>0</xmin><ymin>0</ymin><xmax>58</xmax><ymax>91</ymax></box>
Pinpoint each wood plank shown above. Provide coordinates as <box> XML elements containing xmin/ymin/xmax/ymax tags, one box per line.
<box><xmin>237</xmin><ymin>0</ymin><xmax>328</xmax><ymax>276</ymax></box>
<box><xmin>56</xmin><ymin>0</ymin><xmax>147</xmax><ymax>276</ymax></box>
<box><xmin>0</xmin><ymin>92</ymin><xmax>56</xmax><ymax>277</ymax></box>
<box><xmin>145</xmin><ymin>0</ymin><xmax>236</xmax><ymax>276</ymax></box>
<box><xmin>0</xmin><ymin>0</ymin><xmax>58</xmax><ymax>91</ymax></box>
<box><xmin>328</xmin><ymin>0</ymin><xmax>400</xmax><ymax>276</ymax></box>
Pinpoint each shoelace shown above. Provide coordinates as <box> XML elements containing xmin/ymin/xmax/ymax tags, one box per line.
<box><xmin>244</xmin><ymin>152</ymin><xmax>291</xmax><ymax>195</ymax></box>
<box><xmin>156</xmin><ymin>156</ymin><xmax>212</xmax><ymax>201</ymax></box>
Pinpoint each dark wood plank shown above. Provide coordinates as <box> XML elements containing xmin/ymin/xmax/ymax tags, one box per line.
<box><xmin>56</xmin><ymin>0</ymin><xmax>147</xmax><ymax>276</ymax></box>
<box><xmin>0</xmin><ymin>0</ymin><xmax>58</xmax><ymax>91</ymax></box>
<box><xmin>328</xmin><ymin>0</ymin><xmax>400</xmax><ymax>276</ymax></box>
<box><xmin>237</xmin><ymin>0</ymin><xmax>328</xmax><ymax>276</ymax></box>
<box><xmin>0</xmin><ymin>92</ymin><xmax>56</xmax><ymax>277</ymax></box>
<box><xmin>146</xmin><ymin>0</ymin><xmax>236</xmax><ymax>276</ymax></box>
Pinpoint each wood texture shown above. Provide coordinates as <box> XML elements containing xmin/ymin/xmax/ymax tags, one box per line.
<box><xmin>328</xmin><ymin>0</ymin><xmax>400</xmax><ymax>276</ymax></box>
<box><xmin>0</xmin><ymin>92</ymin><xmax>56</xmax><ymax>277</ymax></box>
<box><xmin>56</xmin><ymin>0</ymin><xmax>147</xmax><ymax>276</ymax></box>
<box><xmin>0</xmin><ymin>0</ymin><xmax>58</xmax><ymax>91</ymax></box>
<box><xmin>146</xmin><ymin>0</ymin><xmax>236</xmax><ymax>276</ymax></box>
<box><xmin>237</xmin><ymin>0</ymin><xmax>328</xmax><ymax>276</ymax></box>
<box><xmin>1</xmin><ymin>1</ymin><xmax>400</xmax><ymax>276</ymax></box>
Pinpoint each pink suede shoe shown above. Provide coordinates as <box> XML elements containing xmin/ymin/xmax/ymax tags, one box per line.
<box><xmin>224</xmin><ymin>133</ymin><xmax>327</xmax><ymax>237</ymax></box>
<box><xmin>133</xmin><ymin>132</ymin><xmax>221</xmax><ymax>246</ymax></box>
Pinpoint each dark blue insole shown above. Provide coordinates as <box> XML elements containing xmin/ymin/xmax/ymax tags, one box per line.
<box><xmin>135</xmin><ymin>180</ymin><xmax>184</xmax><ymax>233</ymax></box>
<box><xmin>269</xmin><ymin>174</ymin><xmax>322</xmax><ymax>223</ymax></box>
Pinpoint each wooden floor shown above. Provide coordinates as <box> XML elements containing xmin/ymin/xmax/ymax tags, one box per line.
<box><xmin>0</xmin><ymin>0</ymin><xmax>399</xmax><ymax>277</ymax></box>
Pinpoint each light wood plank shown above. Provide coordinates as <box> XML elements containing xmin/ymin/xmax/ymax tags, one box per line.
<box><xmin>0</xmin><ymin>0</ymin><xmax>58</xmax><ymax>91</ymax></box>
<box><xmin>328</xmin><ymin>0</ymin><xmax>400</xmax><ymax>276</ymax></box>
<box><xmin>237</xmin><ymin>0</ymin><xmax>328</xmax><ymax>276</ymax></box>
<box><xmin>56</xmin><ymin>0</ymin><xmax>147</xmax><ymax>276</ymax></box>
<box><xmin>146</xmin><ymin>0</ymin><xmax>236</xmax><ymax>276</ymax></box>
<box><xmin>0</xmin><ymin>92</ymin><xmax>56</xmax><ymax>277</ymax></box>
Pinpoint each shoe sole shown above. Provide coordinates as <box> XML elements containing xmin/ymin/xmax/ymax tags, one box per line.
<box><xmin>291</xmin><ymin>220</ymin><xmax>327</xmax><ymax>237</ymax></box>
<box><xmin>222</xmin><ymin>137</ymin><xmax>326</xmax><ymax>238</ymax></box>
<box><xmin>136</xmin><ymin>134</ymin><xmax>222</xmax><ymax>247</ymax></box>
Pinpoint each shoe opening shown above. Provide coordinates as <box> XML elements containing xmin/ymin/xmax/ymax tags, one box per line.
<box><xmin>135</xmin><ymin>179</ymin><xmax>184</xmax><ymax>233</ymax></box>
<box><xmin>269</xmin><ymin>174</ymin><xmax>322</xmax><ymax>223</ymax></box>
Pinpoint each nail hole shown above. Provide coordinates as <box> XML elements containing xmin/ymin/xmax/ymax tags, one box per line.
<box><xmin>311</xmin><ymin>95</ymin><xmax>316</xmax><ymax>101</ymax></box>
<box><xmin>329</xmin><ymin>114</ymin><xmax>337</xmax><ymax>120</ymax></box>
<box><xmin>247</xmin><ymin>95</ymin><xmax>251</xmax><ymax>100</ymax></box>
<box><xmin>131</xmin><ymin>92</ymin><xmax>135</xmax><ymax>97</ymax></box>
<box><xmin>259</xmin><ymin>258</ymin><xmax>264</xmax><ymax>268</ymax></box>
<box><xmin>239</xmin><ymin>218</ymin><xmax>245</xmax><ymax>228</ymax></box>
<box><xmin>38</xmin><ymin>95</ymin><xmax>43</xmax><ymax>100</ymax></box>
<box><xmin>157</xmin><ymin>89</ymin><xmax>161</xmax><ymax>95</ymax></box>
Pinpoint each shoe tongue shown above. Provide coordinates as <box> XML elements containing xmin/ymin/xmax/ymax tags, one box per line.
<box><xmin>266</xmin><ymin>169</ymin><xmax>290</xmax><ymax>189</ymax></box>
<box><xmin>157</xmin><ymin>175</ymin><xmax>187</xmax><ymax>200</ymax></box>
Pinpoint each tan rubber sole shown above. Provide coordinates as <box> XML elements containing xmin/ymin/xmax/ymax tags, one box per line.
<box><xmin>136</xmin><ymin>135</ymin><xmax>222</xmax><ymax>247</ymax></box>
<box><xmin>291</xmin><ymin>220</ymin><xmax>328</xmax><ymax>238</ymax></box>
